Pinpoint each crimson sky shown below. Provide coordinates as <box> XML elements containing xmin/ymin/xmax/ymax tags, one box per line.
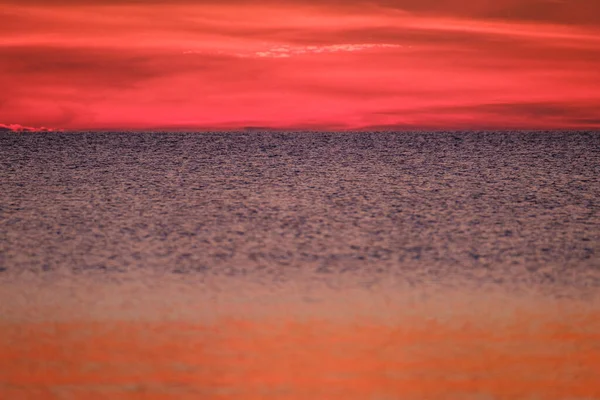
<box><xmin>1</xmin><ymin>0</ymin><xmax>599</xmax><ymax>130</ymax></box>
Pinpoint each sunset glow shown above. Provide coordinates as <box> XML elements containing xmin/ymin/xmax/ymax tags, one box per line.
<box><xmin>1</xmin><ymin>0</ymin><xmax>599</xmax><ymax>130</ymax></box>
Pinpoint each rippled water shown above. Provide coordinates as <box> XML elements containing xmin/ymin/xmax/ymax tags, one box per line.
<box><xmin>1</xmin><ymin>131</ymin><xmax>599</xmax><ymax>399</ymax></box>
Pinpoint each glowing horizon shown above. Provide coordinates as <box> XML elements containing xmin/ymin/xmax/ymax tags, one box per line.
<box><xmin>1</xmin><ymin>0</ymin><xmax>599</xmax><ymax>131</ymax></box>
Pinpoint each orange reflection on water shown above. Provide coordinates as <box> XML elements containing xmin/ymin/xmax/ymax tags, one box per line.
<box><xmin>2</xmin><ymin>311</ymin><xmax>600</xmax><ymax>400</ymax></box>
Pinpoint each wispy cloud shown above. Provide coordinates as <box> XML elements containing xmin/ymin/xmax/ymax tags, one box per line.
<box><xmin>183</xmin><ymin>43</ymin><xmax>405</xmax><ymax>58</ymax></box>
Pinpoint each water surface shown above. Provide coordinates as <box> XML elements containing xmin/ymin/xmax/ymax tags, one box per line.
<box><xmin>1</xmin><ymin>131</ymin><xmax>599</xmax><ymax>398</ymax></box>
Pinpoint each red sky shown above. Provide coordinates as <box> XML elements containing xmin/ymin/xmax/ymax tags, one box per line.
<box><xmin>1</xmin><ymin>0</ymin><xmax>599</xmax><ymax>130</ymax></box>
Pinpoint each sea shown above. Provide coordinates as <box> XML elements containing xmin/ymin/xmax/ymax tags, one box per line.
<box><xmin>1</xmin><ymin>131</ymin><xmax>599</xmax><ymax>399</ymax></box>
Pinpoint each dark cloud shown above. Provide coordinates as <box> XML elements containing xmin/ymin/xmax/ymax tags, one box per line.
<box><xmin>2</xmin><ymin>0</ymin><xmax>599</xmax><ymax>25</ymax></box>
<box><xmin>0</xmin><ymin>44</ymin><xmax>269</xmax><ymax>107</ymax></box>
<box><xmin>372</xmin><ymin>102</ymin><xmax>600</xmax><ymax>129</ymax></box>
<box><xmin>565</xmin><ymin>118</ymin><xmax>600</xmax><ymax>126</ymax></box>
<box><xmin>436</xmin><ymin>102</ymin><xmax>600</xmax><ymax>123</ymax></box>
<box><xmin>0</xmin><ymin>46</ymin><xmax>200</xmax><ymax>88</ymax></box>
